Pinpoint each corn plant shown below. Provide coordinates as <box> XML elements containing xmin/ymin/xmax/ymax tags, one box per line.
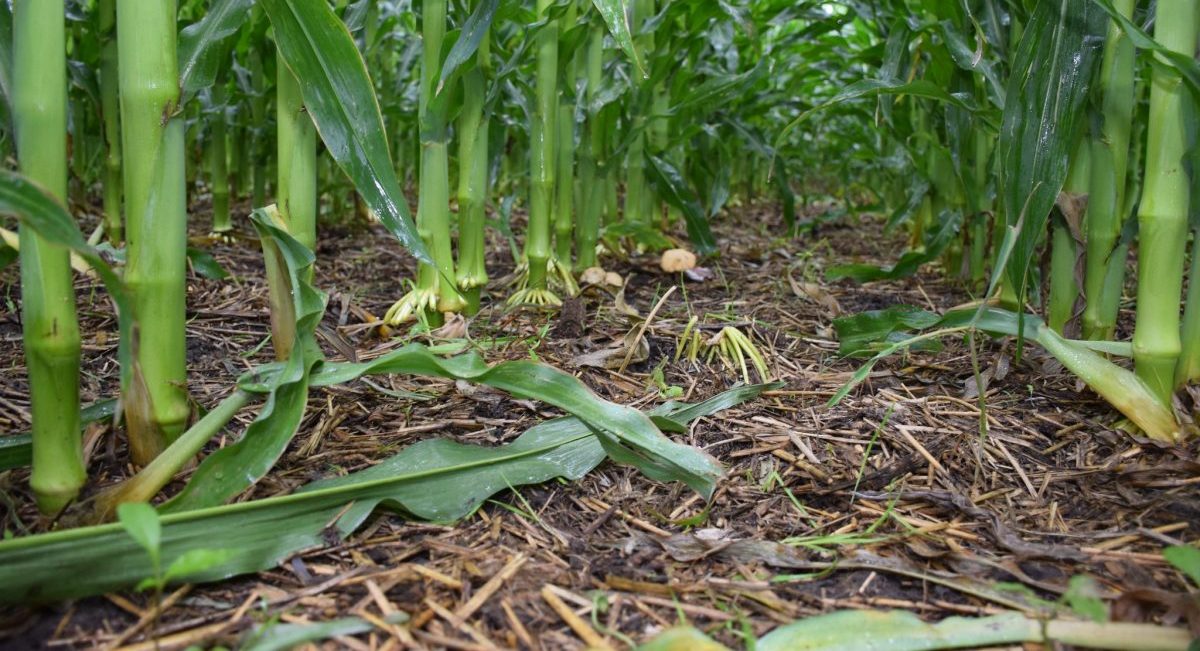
<box><xmin>817</xmin><ymin>0</ymin><xmax>1200</xmax><ymax>440</ymax></box>
<box><xmin>0</xmin><ymin>0</ymin><xmax>797</xmax><ymax>606</ymax></box>
<box><xmin>13</xmin><ymin>0</ymin><xmax>83</xmax><ymax>514</ymax></box>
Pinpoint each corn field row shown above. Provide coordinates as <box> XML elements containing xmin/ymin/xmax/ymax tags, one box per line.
<box><xmin>0</xmin><ymin>0</ymin><xmax>1197</xmax><ymax>648</ymax></box>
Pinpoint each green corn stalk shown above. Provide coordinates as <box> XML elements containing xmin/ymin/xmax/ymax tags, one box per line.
<box><xmin>514</xmin><ymin>0</ymin><xmax>559</xmax><ymax>303</ymax></box>
<box><xmin>208</xmin><ymin>76</ymin><xmax>232</xmax><ymax>236</ymax></box>
<box><xmin>625</xmin><ymin>122</ymin><xmax>648</xmax><ymax>226</ymax></box>
<box><xmin>552</xmin><ymin>2</ymin><xmax>578</xmax><ymax>270</ymax></box>
<box><xmin>1179</xmin><ymin>224</ymin><xmax>1200</xmax><ymax>386</ymax></box>
<box><xmin>388</xmin><ymin>0</ymin><xmax>464</xmax><ymax>324</ymax></box>
<box><xmin>98</xmin><ymin>0</ymin><xmax>122</xmax><ymax>243</ymax></box>
<box><xmin>623</xmin><ymin>0</ymin><xmax>657</xmax><ymax>228</ymax></box>
<box><xmin>14</xmin><ymin>0</ymin><xmax>84</xmax><ymax>514</ymax></box>
<box><xmin>1131</xmin><ymin>0</ymin><xmax>1199</xmax><ymax>403</ymax></box>
<box><xmin>269</xmin><ymin>59</ymin><xmax>317</xmax><ymax>358</ymax></box>
<box><xmin>229</xmin><ymin>113</ymin><xmax>246</xmax><ymax>201</ymax></box>
<box><xmin>417</xmin><ymin>0</ymin><xmax>462</xmax><ymax>318</ymax></box>
<box><xmin>1047</xmin><ymin>143</ymin><xmax>1088</xmax><ymax>335</ymax></box>
<box><xmin>1082</xmin><ymin>0</ymin><xmax>1136</xmax><ymax>342</ymax></box>
<box><xmin>575</xmin><ymin>23</ymin><xmax>604</xmax><ymax>270</ymax></box>
<box><xmin>118</xmin><ymin>0</ymin><xmax>190</xmax><ymax>464</ymax></box>
<box><xmin>967</xmin><ymin>122</ymin><xmax>993</xmax><ymax>288</ymax></box>
<box><xmin>601</xmin><ymin>99</ymin><xmax>619</xmax><ymax>226</ymax></box>
<box><xmin>249</xmin><ymin>44</ymin><xmax>268</xmax><ymax>209</ymax></box>
<box><xmin>454</xmin><ymin>0</ymin><xmax>491</xmax><ymax>315</ymax></box>
<box><xmin>1177</xmin><ymin>76</ymin><xmax>1200</xmax><ymax>387</ymax></box>
<box><xmin>647</xmin><ymin>4</ymin><xmax>668</xmax><ymax>226</ymax></box>
<box><xmin>276</xmin><ymin>60</ymin><xmax>316</xmax><ymax>252</ymax></box>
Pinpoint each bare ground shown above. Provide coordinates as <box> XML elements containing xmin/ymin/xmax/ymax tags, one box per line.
<box><xmin>1</xmin><ymin>199</ymin><xmax>1198</xmax><ymax>650</ymax></box>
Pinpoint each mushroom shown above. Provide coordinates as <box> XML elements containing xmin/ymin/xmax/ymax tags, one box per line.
<box><xmin>660</xmin><ymin>248</ymin><xmax>697</xmax><ymax>273</ymax></box>
<box><xmin>579</xmin><ymin>266</ymin><xmax>607</xmax><ymax>285</ymax></box>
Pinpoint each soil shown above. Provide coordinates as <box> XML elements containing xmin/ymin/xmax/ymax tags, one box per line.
<box><xmin>1</xmin><ymin>198</ymin><xmax>1198</xmax><ymax>650</ymax></box>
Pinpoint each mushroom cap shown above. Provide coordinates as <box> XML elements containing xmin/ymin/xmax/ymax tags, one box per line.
<box><xmin>660</xmin><ymin>248</ymin><xmax>698</xmax><ymax>273</ymax></box>
<box><xmin>604</xmin><ymin>271</ymin><xmax>624</xmax><ymax>287</ymax></box>
<box><xmin>580</xmin><ymin>266</ymin><xmax>607</xmax><ymax>285</ymax></box>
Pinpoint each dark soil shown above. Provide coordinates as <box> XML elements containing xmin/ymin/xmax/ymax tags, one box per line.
<box><xmin>1</xmin><ymin>198</ymin><xmax>1198</xmax><ymax>650</ymax></box>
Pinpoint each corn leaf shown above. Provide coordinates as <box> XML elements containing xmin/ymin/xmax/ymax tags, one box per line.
<box><xmin>0</xmin><ymin>385</ymin><xmax>766</xmax><ymax>604</ymax></box>
<box><xmin>260</xmin><ymin>0</ymin><xmax>430</xmax><ymax>264</ymax></box>
<box><xmin>833</xmin><ymin>306</ymin><xmax>942</xmax><ymax>357</ymax></box>
<box><xmin>774</xmin><ymin>78</ymin><xmax>991</xmax><ymax>151</ymax></box>
<box><xmin>937</xmin><ymin>20</ymin><xmax>1006</xmax><ymax>109</ymax></box>
<box><xmin>0</xmin><ymin>170</ymin><xmax>136</xmax><ymax>392</ymax></box>
<box><xmin>165</xmin><ymin>210</ymin><xmax>725</xmax><ymax>513</ymax></box>
<box><xmin>638</xmin><ymin>627</ymin><xmax>730</xmax><ymax>650</ymax></box>
<box><xmin>177</xmin><ymin>0</ymin><xmax>255</xmax><ymax>96</ymax></box>
<box><xmin>302</xmin><ymin>346</ymin><xmax>727</xmax><ymax>504</ymax></box>
<box><xmin>161</xmin><ymin>210</ymin><xmax>326</xmax><ymax>513</ymax></box>
<box><xmin>646</xmin><ymin>154</ymin><xmax>717</xmax><ymax>255</ymax></box>
<box><xmin>997</xmin><ymin>0</ymin><xmax>1104</xmax><ymax>310</ymax></box>
<box><xmin>827</xmin><ymin>210</ymin><xmax>962</xmax><ymax>283</ymax></box>
<box><xmin>436</xmin><ymin>0</ymin><xmax>499</xmax><ymax>96</ymax></box>
<box><xmin>1088</xmin><ymin>0</ymin><xmax>1200</xmax><ymax>100</ymax></box>
<box><xmin>0</xmin><ymin>0</ymin><xmax>11</xmax><ymax>113</ymax></box>
<box><xmin>668</xmin><ymin>61</ymin><xmax>767</xmax><ymax>117</ymax></box>
<box><xmin>883</xmin><ymin>179</ymin><xmax>930</xmax><ymax>232</ymax></box>
<box><xmin>757</xmin><ymin>610</ymin><xmax>1042</xmax><ymax>651</ymax></box>
<box><xmin>639</xmin><ymin>610</ymin><xmax>1192</xmax><ymax>650</ymax></box>
<box><xmin>591</xmin><ymin>0</ymin><xmax>643</xmax><ymax>79</ymax></box>
<box><xmin>243</xmin><ymin>614</ymin><xmax>408</xmax><ymax>651</ymax></box>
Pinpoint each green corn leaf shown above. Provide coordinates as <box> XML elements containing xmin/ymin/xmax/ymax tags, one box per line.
<box><xmin>774</xmin><ymin>78</ymin><xmax>991</xmax><ymax>151</ymax></box>
<box><xmin>753</xmin><ymin>609</ymin><xmax>1192</xmax><ymax>651</ymax></box>
<box><xmin>1089</xmin><ymin>0</ymin><xmax>1200</xmax><ymax>100</ymax></box>
<box><xmin>669</xmin><ymin>61</ymin><xmax>767</xmax><ymax>117</ymax></box>
<box><xmin>591</xmin><ymin>0</ymin><xmax>644</xmax><ymax>79</ymax></box>
<box><xmin>177</xmin><ymin>0</ymin><xmax>254</xmax><ymax>96</ymax></box>
<box><xmin>160</xmin><ymin>209</ymin><xmax>329</xmax><ymax>514</ymax></box>
<box><xmin>833</xmin><ymin>306</ymin><xmax>942</xmax><ymax>357</ymax></box>
<box><xmin>435</xmin><ymin>0</ymin><xmax>499</xmax><ymax>96</ymax></box>
<box><xmin>0</xmin><ymin>435</ymin><xmax>30</xmax><ymax>471</ymax></box>
<box><xmin>646</xmin><ymin>154</ymin><xmax>717</xmax><ymax>255</ymax></box>
<box><xmin>0</xmin><ymin>385</ymin><xmax>766</xmax><ymax>604</ymax></box>
<box><xmin>302</xmin><ymin>345</ymin><xmax>725</xmax><ymax>503</ymax></box>
<box><xmin>883</xmin><ymin>179</ymin><xmax>930</xmax><ymax>232</ymax></box>
<box><xmin>186</xmin><ymin>247</ymin><xmax>230</xmax><ymax>280</ymax></box>
<box><xmin>937</xmin><ymin>20</ymin><xmax>1006</xmax><ymax>108</ymax></box>
<box><xmin>997</xmin><ymin>0</ymin><xmax>1105</xmax><ymax>311</ymax></box>
<box><xmin>162</xmin><ymin>548</ymin><xmax>235</xmax><ymax>583</ymax></box>
<box><xmin>165</xmin><ymin>209</ymin><xmax>726</xmax><ymax>513</ymax></box>
<box><xmin>830</xmin><ymin>302</ymin><xmax>1176</xmax><ymax>438</ymax></box>
<box><xmin>1063</xmin><ymin>576</ymin><xmax>1109</xmax><ymax>623</ymax></box>
<box><xmin>757</xmin><ymin>610</ymin><xmax>1040</xmax><ymax>651</ymax></box>
<box><xmin>638</xmin><ymin>626</ymin><xmax>730</xmax><ymax>650</ymax></box>
<box><xmin>0</xmin><ymin>170</ymin><xmax>136</xmax><ymax>394</ymax></box>
<box><xmin>259</xmin><ymin>0</ymin><xmax>431</xmax><ymax>264</ymax></box>
<box><xmin>1163</xmin><ymin>545</ymin><xmax>1200</xmax><ymax>587</ymax></box>
<box><xmin>243</xmin><ymin>615</ymin><xmax>408</xmax><ymax>651</ymax></box>
<box><xmin>0</xmin><ymin>0</ymin><xmax>11</xmax><ymax>112</ymax></box>
<box><xmin>827</xmin><ymin>210</ymin><xmax>962</xmax><ymax>283</ymax></box>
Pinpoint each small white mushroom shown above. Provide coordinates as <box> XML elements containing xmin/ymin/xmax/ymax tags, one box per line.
<box><xmin>660</xmin><ymin>248</ymin><xmax>697</xmax><ymax>273</ymax></box>
<box><xmin>579</xmin><ymin>266</ymin><xmax>607</xmax><ymax>285</ymax></box>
